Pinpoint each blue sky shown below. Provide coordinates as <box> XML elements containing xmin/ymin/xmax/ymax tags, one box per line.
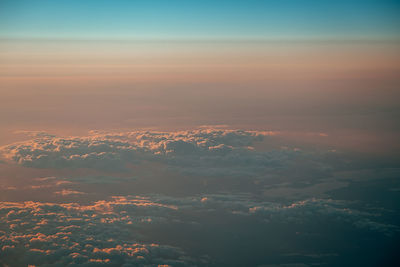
<box><xmin>1</xmin><ymin>0</ymin><xmax>399</xmax><ymax>39</ymax></box>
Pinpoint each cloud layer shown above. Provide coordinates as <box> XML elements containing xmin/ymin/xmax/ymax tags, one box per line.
<box><xmin>1</xmin><ymin>193</ymin><xmax>397</xmax><ymax>266</ymax></box>
<box><xmin>0</xmin><ymin>196</ymin><xmax>194</xmax><ymax>267</ymax></box>
<box><xmin>1</xmin><ymin>129</ymin><xmax>301</xmax><ymax>177</ymax></box>
<box><xmin>1</xmin><ymin>128</ymin><xmax>398</xmax><ymax>266</ymax></box>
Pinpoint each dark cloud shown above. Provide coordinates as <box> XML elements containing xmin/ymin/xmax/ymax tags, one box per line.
<box><xmin>1</xmin><ymin>193</ymin><xmax>398</xmax><ymax>266</ymax></box>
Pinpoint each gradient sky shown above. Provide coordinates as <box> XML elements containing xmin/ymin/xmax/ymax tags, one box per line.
<box><xmin>1</xmin><ymin>0</ymin><xmax>400</xmax><ymax>40</ymax></box>
<box><xmin>0</xmin><ymin>1</ymin><xmax>400</xmax><ymax>152</ymax></box>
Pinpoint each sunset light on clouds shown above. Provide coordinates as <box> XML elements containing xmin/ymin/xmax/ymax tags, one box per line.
<box><xmin>0</xmin><ymin>1</ymin><xmax>400</xmax><ymax>266</ymax></box>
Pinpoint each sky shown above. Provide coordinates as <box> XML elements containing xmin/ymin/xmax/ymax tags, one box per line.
<box><xmin>1</xmin><ymin>0</ymin><xmax>400</xmax><ymax>40</ymax></box>
<box><xmin>0</xmin><ymin>1</ymin><xmax>400</xmax><ymax>266</ymax></box>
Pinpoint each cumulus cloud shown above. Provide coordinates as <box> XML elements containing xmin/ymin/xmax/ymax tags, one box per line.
<box><xmin>1</xmin><ymin>135</ymin><xmax>137</xmax><ymax>171</ymax></box>
<box><xmin>0</xmin><ymin>193</ymin><xmax>397</xmax><ymax>266</ymax></box>
<box><xmin>0</xmin><ymin>128</ymin><xmax>397</xmax><ymax>266</ymax></box>
<box><xmin>1</xmin><ymin>128</ymin><xmax>312</xmax><ymax>177</ymax></box>
<box><xmin>0</xmin><ymin>197</ymin><xmax>194</xmax><ymax>267</ymax></box>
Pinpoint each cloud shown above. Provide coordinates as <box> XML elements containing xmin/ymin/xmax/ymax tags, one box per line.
<box><xmin>0</xmin><ymin>197</ymin><xmax>194</xmax><ymax>266</ymax></box>
<box><xmin>18</xmin><ymin>177</ymin><xmax>74</xmax><ymax>191</ymax></box>
<box><xmin>1</xmin><ymin>128</ymin><xmax>311</xmax><ymax>177</ymax></box>
<box><xmin>128</xmin><ymin>193</ymin><xmax>399</xmax><ymax>236</ymax></box>
<box><xmin>54</xmin><ymin>189</ymin><xmax>86</xmax><ymax>196</ymax></box>
<box><xmin>14</xmin><ymin>130</ymin><xmax>57</xmax><ymax>139</ymax></box>
<box><xmin>0</xmin><ymin>193</ymin><xmax>397</xmax><ymax>266</ymax></box>
<box><xmin>1</xmin><ymin>136</ymin><xmax>137</xmax><ymax>171</ymax></box>
<box><xmin>0</xmin><ymin>128</ymin><xmax>397</xmax><ymax>266</ymax></box>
